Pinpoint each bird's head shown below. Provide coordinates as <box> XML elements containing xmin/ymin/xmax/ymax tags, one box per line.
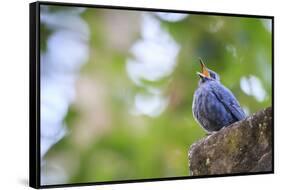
<box><xmin>197</xmin><ymin>58</ymin><xmax>220</xmax><ymax>84</ymax></box>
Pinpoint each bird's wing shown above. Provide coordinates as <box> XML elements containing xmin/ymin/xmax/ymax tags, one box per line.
<box><xmin>210</xmin><ymin>82</ymin><xmax>246</xmax><ymax>121</ymax></box>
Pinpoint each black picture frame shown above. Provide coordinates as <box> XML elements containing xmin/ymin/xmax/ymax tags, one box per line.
<box><xmin>30</xmin><ymin>1</ymin><xmax>274</xmax><ymax>189</ymax></box>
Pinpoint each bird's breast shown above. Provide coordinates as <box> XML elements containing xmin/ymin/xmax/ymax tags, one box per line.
<box><xmin>192</xmin><ymin>83</ymin><xmax>236</xmax><ymax>132</ymax></box>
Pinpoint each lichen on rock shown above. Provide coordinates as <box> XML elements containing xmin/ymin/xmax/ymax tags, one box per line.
<box><xmin>188</xmin><ymin>107</ymin><xmax>272</xmax><ymax>176</ymax></box>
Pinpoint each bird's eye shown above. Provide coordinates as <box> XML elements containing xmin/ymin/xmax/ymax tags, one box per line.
<box><xmin>209</xmin><ymin>72</ymin><xmax>219</xmax><ymax>80</ymax></box>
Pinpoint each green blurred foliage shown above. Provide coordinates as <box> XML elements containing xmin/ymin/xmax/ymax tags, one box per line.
<box><xmin>43</xmin><ymin>8</ymin><xmax>272</xmax><ymax>184</ymax></box>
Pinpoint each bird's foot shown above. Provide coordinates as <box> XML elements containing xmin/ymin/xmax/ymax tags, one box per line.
<box><xmin>206</xmin><ymin>131</ymin><xmax>217</xmax><ymax>136</ymax></box>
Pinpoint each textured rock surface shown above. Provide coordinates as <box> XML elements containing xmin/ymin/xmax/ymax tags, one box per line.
<box><xmin>189</xmin><ymin>107</ymin><xmax>272</xmax><ymax>176</ymax></box>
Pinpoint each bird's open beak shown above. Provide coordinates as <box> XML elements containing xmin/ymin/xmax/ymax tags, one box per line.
<box><xmin>197</xmin><ymin>58</ymin><xmax>210</xmax><ymax>78</ymax></box>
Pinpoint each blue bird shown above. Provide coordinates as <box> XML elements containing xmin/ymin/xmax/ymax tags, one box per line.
<box><xmin>192</xmin><ymin>59</ymin><xmax>246</xmax><ymax>133</ymax></box>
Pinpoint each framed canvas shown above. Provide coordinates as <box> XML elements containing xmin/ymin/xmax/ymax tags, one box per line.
<box><xmin>30</xmin><ymin>1</ymin><xmax>274</xmax><ymax>188</ymax></box>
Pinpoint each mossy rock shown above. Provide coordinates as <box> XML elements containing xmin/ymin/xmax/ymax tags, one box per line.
<box><xmin>188</xmin><ymin>107</ymin><xmax>272</xmax><ymax>176</ymax></box>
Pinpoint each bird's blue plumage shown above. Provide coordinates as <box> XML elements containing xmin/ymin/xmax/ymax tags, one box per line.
<box><xmin>209</xmin><ymin>82</ymin><xmax>246</xmax><ymax>121</ymax></box>
<box><xmin>192</xmin><ymin>69</ymin><xmax>246</xmax><ymax>132</ymax></box>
